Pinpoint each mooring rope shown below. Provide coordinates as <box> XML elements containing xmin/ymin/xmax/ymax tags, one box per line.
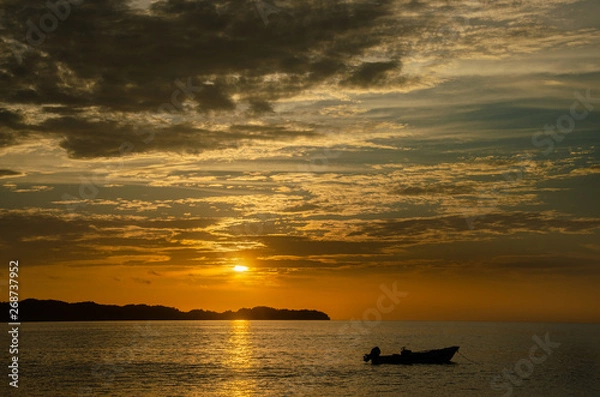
<box><xmin>457</xmin><ymin>350</ymin><xmax>482</xmax><ymax>365</ymax></box>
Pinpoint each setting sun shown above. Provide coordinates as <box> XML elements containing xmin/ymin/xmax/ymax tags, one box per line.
<box><xmin>233</xmin><ymin>265</ymin><xmax>249</xmax><ymax>273</ymax></box>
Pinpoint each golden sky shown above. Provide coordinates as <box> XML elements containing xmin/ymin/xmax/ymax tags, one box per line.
<box><xmin>1</xmin><ymin>0</ymin><xmax>599</xmax><ymax>322</ymax></box>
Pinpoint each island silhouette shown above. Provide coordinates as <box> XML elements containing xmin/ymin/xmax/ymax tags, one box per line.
<box><xmin>2</xmin><ymin>299</ymin><xmax>330</xmax><ymax>322</ymax></box>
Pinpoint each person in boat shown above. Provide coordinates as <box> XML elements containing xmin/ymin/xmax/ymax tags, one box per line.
<box><xmin>363</xmin><ymin>346</ymin><xmax>381</xmax><ymax>362</ymax></box>
<box><xmin>401</xmin><ymin>346</ymin><xmax>412</xmax><ymax>355</ymax></box>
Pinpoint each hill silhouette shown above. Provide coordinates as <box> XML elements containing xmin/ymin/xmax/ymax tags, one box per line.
<box><xmin>2</xmin><ymin>299</ymin><xmax>330</xmax><ymax>322</ymax></box>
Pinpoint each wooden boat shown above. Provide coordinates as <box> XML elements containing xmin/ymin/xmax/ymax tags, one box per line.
<box><xmin>363</xmin><ymin>346</ymin><xmax>459</xmax><ymax>365</ymax></box>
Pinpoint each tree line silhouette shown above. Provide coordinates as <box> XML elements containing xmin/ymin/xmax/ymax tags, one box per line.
<box><xmin>2</xmin><ymin>299</ymin><xmax>330</xmax><ymax>322</ymax></box>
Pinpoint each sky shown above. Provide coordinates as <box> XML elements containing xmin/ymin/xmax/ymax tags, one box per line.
<box><xmin>0</xmin><ymin>0</ymin><xmax>599</xmax><ymax>322</ymax></box>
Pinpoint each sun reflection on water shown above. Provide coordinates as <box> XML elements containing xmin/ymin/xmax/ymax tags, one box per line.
<box><xmin>224</xmin><ymin>320</ymin><xmax>256</xmax><ymax>396</ymax></box>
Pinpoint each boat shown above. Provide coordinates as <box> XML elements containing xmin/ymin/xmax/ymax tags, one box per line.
<box><xmin>363</xmin><ymin>346</ymin><xmax>459</xmax><ymax>365</ymax></box>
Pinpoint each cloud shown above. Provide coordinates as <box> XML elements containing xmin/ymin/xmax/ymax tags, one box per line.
<box><xmin>1</xmin><ymin>199</ymin><xmax>599</xmax><ymax>285</ymax></box>
<box><xmin>30</xmin><ymin>117</ymin><xmax>317</xmax><ymax>158</ymax></box>
<box><xmin>351</xmin><ymin>212</ymin><xmax>600</xmax><ymax>240</ymax></box>
<box><xmin>0</xmin><ymin>108</ymin><xmax>26</xmax><ymax>147</ymax></box>
<box><xmin>0</xmin><ymin>208</ymin><xmax>219</xmax><ymax>265</ymax></box>
<box><xmin>342</xmin><ymin>61</ymin><xmax>400</xmax><ymax>88</ymax></box>
<box><xmin>1</xmin><ymin>0</ymin><xmax>396</xmax><ymax>110</ymax></box>
<box><xmin>567</xmin><ymin>164</ymin><xmax>600</xmax><ymax>177</ymax></box>
<box><xmin>392</xmin><ymin>184</ymin><xmax>476</xmax><ymax>196</ymax></box>
<box><xmin>0</xmin><ymin>169</ymin><xmax>22</xmax><ymax>178</ymax></box>
<box><xmin>3</xmin><ymin>183</ymin><xmax>53</xmax><ymax>192</ymax></box>
<box><xmin>0</xmin><ymin>0</ymin><xmax>597</xmax><ymax>159</ymax></box>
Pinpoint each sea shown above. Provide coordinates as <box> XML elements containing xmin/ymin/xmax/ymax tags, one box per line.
<box><xmin>2</xmin><ymin>321</ymin><xmax>599</xmax><ymax>396</ymax></box>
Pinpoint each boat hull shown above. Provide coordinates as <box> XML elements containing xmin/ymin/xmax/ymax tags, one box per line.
<box><xmin>364</xmin><ymin>346</ymin><xmax>459</xmax><ymax>365</ymax></box>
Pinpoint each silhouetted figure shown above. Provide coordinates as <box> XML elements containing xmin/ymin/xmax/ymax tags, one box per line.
<box><xmin>363</xmin><ymin>346</ymin><xmax>381</xmax><ymax>362</ymax></box>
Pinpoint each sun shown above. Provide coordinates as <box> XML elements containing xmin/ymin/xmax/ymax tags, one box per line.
<box><xmin>233</xmin><ymin>265</ymin><xmax>249</xmax><ymax>272</ymax></box>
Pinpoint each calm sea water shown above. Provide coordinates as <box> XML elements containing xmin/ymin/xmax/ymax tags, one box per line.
<box><xmin>2</xmin><ymin>321</ymin><xmax>599</xmax><ymax>396</ymax></box>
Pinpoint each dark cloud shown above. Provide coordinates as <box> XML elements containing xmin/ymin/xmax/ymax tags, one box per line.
<box><xmin>1</xmin><ymin>0</ymin><xmax>398</xmax><ymax>109</ymax></box>
<box><xmin>259</xmin><ymin>235</ymin><xmax>389</xmax><ymax>256</ymax></box>
<box><xmin>0</xmin><ymin>129</ymin><xmax>17</xmax><ymax>147</ymax></box>
<box><xmin>0</xmin><ymin>108</ymin><xmax>23</xmax><ymax>127</ymax></box>
<box><xmin>392</xmin><ymin>184</ymin><xmax>476</xmax><ymax>196</ymax></box>
<box><xmin>482</xmin><ymin>254</ymin><xmax>600</xmax><ymax>278</ymax></box>
<box><xmin>0</xmin><ymin>209</ymin><xmax>221</xmax><ymax>266</ymax></box>
<box><xmin>353</xmin><ymin>212</ymin><xmax>600</xmax><ymax>238</ymax></box>
<box><xmin>0</xmin><ymin>169</ymin><xmax>22</xmax><ymax>177</ymax></box>
<box><xmin>1</xmin><ymin>0</ymin><xmax>590</xmax><ymax>160</ymax></box>
<box><xmin>248</xmin><ymin>98</ymin><xmax>274</xmax><ymax>115</ymax></box>
<box><xmin>0</xmin><ymin>0</ymin><xmax>417</xmax><ymax>156</ymax></box>
<box><xmin>23</xmin><ymin>117</ymin><xmax>316</xmax><ymax>158</ymax></box>
<box><xmin>342</xmin><ymin>61</ymin><xmax>399</xmax><ymax>88</ymax></box>
<box><xmin>283</xmin><ymin>203</ymin><xmax>319</xmax><ymax>212</ymax></box>
<box><xmin>0</xmin><ymin>108</ymin><xmax>26</xmax><ymax>146</ymax></box>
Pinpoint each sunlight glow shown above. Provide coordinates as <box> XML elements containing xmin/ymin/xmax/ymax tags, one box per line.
<box><xmin>233</xmin><ymin>265</ymin><xmax>249</xmax><ymax>272</ymax></box>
